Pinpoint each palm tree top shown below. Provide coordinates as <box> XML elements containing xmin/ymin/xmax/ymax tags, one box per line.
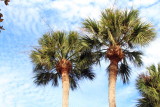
<box><xmin>83</xmin><ymin>8</ymin><xmax>156</xmax><ymax>48</ymax></box>
<box><xmin>82</xmin><ymin>8</ymin><xmax>156</xmax><ymax>84</ymax></box>
<box><xmin>30</xmin><ymin>31</ymin><xmax>95</xmax><ymax>90</ymax></box>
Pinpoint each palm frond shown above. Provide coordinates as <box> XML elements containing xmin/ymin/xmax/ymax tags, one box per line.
<box><xmin>72</xmin><ymin>66</ymin><xmax>95</xmax><ymax>81</ymax></box>
<box><xmin>83</xmin><ymin>8</ymin><xmax>155</xmax><ymax>47</ymax></box>
<box><xmin>31</xmin><ymin>31</ymin><xmax>95</xmax><ymax>90</ymax></box>
<box><xmin>80</xmin><ymin>67</ymin><xmax>95</xmax><ymax>80</ymax></box>
<box><xmin>69</xmin><ymin>75</ymin><xmax>79</xmax><ymax>90</ymax></box>
<box><xmin>82</xmin><ymin>8</ymin><xmax>156</xmax><ymax>88</ymax></box>
<box><xmin>101</xmin><ymin>9</ymin><xmax>121</xmax><ymax>43</ymax></box>
<box><xmin>107</xmin><ymin>28</ymin><xmax>116</xmax><ymax>45</ymax></box>
<box><xmin>118</xmin><ymin>63</ymin><xmax>131</xmax><ymax>84</ymax></box>
<box><xmin>124</xmin><ymin>50</ymin><xmax>143</xmax><ymax>67</ymax></box>
<box><xmin>136</xmin><ymin>64</ymin><xmax>160</xmax><ymax>106</ymax></box>
<box><xmin>129</xmin><ymin>23</ymin><xmax>156</xmax><ymax>46</ymax></box>
<box><xmin>82</xmin><ymin>18</ymin><xmax>100</xmax><ymax>34</ymax></box>
<box><xmin>69</xmin><ymin>66</ymin><xmax>95</xmax><ymax>90</ymax></box>
<box><xmin>136</xmin><ymin>97</ymin><xmax>154</xmax><ymax>107</ymax></box>
<box><xmin>31</xmin><ymin>49</ymin><xmax>55</xmax><ymax>71</ymax></box>
<box><xmin>34</xmin><ymin>72</ymin><xmax>60</xmax><ymax>86</ymax></box>
<box><xmin>81</xmin><ymin>35</ymin><xmax>104</xmax><ymax>50</ymax></box>
<box><xmin>122</xmin><ymin>9</ymin><xmax>139</xmax><ymax>27</ymax></box>
<box><xmin>158</xmin><ymin>63</ymin><xmax>160</xmax><ymax>73</ymax></box>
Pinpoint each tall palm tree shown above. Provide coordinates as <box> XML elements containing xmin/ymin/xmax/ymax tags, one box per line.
<box><xmin>30</xmin><ymin>31</ymin><xmax>95</xmax><ymax>107</ymax></box>
<box><xmin>82</xmin><ymin>9</ymin><xmax>156</xmax><ymax>107</ymax></box>
<box><xmin>136</xmin><ymin>64</ymin><xmax>160</xmax><ymax>107</ymax></box>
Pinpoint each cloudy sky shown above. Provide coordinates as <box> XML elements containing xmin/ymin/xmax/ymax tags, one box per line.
<box><xmin>0</xmin><ymin>0</ymin><xmax>160</xmax><ymax>107</ymax></box>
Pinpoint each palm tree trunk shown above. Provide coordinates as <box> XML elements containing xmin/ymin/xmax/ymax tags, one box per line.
<box><xmin>62</xmin><ymin>70</ymin><xmax>70</xmax><ymax>107</ymax></box>
<box><xmin>108</xmin><ymin>59</ymin><xmax>118</xmax><ymax>107</ymax></box>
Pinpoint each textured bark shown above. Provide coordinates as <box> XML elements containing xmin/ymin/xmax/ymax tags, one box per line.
<box><xmin>56</xmin><ymin>59</ymin><xmax>71</xmax><ymax>107</ymax></box>
<box><xmin>106</xmin><ymin>45</ymin><xmax>124</xmax><ymax>107</ymax></box>
<box><xmin>108</xmin><ymin>59</ymin><xmax>118</xmax><ymax>107</ymax></box>
<box><xmin>62</xmin><ymin>70</ymin><xmax>70</xmax><ymax>107</ymax></box>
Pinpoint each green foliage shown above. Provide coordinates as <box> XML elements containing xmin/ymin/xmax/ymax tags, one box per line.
<box><xmin>118</xmin><ymin>63</ymin><xmax>131</xmax><ymax>84</ymax></box>
<box><xmin>82</xmin><ymin>8</ymin><xmax>156</xmax><ymax>84</ymax></box>
<box><xmin>136</xmin><ymin>64</ymin><xmax>160</xmax><ymax>107</ymax></box>
<box><xmin>30</xmin><ymin>31</ymin><xmax>95</xmax><ymax>90</ymax></box>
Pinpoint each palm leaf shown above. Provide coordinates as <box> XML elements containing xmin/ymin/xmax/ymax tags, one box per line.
<box><xmin>34</xmin><ymin>72</ymin><xmax>60</xmax><ymax>86</ymax></box>
<box><xmin>82</xmin><ymin>18</ymin><xmax>100</xmax><ymax>34</ymax></box>
<box><xmin>124</xmin><ymin>50</ymin><xmax>143</xmax><ymax>67</ymax></box>
<box><xmin>136</xmin><ymin>64</ymin><xmax>160</xmax><ymax>106</ymax></box>
<box><xmin>118</xmin><ymin>63</ymin><xmax>131</xmax><ymax>84</ymax></box>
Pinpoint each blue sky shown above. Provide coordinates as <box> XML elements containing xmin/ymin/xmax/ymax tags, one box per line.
<box><xmin>0</xmin><ymin>0</ymin><xmax>160</xmax><ymax>107</ymax></box>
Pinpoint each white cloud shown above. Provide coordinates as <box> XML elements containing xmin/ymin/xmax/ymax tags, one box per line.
<box><xmin>0</xmin><ymin>0</ymin><xmax>160</xmax><ymax>107</ymax></box>
<box><xmin>128</xmin><ymin>0</ymin><xmax>158</xmax><ymax>7</ymax></box>
<box><xmin>142</xmin><ymin>38</ymin><xmax>160</xmax><ymax>66</ymax></box>
<box><xmin>0</xmin><ymin>65</ymin><xmax>62</xmax><ymax>107</ymax></box>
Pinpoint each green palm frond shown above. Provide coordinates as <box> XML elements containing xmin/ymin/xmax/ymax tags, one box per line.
<box><xmin>82</xmin><ymin>18</ymin><xmax>100</xmax><ymax>34</ymax></box>
<box><xmin>124</xmin><ymin>50</ymin><xmax>143</xmax><ymax>67</ymax></box>
<box><xmin>31</xmin><ymin>50</ymin><xmax>54</xmax><ymax>71</ymax></box>
<box><xmin>34</xmin><ymin>72</ymin><xmax>60</xmax><ymax>86</ymax></box>
<box><xmin>72</xmin><ymin>64</ymin><xmax>95</xmax><ymax>80</ymax></box>
<box><xmin>129</xmin><ymin>23</ymin><xmax>156</xmax><ymax>45</ymax></box>
<box><xmin>83</xmin><ymin>8</ymin><xmax>155</xmax><ymax>47</ymax></box>
<box><xmin>106</xmin><ymin>28</ymin><xmax>116</xmax><ymax>45</ymax></box>
<box><xmin>69</xmin><ymin>75</ymin><xmax>79</xmax><ymax>90</ymax></box>
<box><xmin>82</xmin><ymin>8</ymin><xmax>155</xmax><ymax>85</ymax></box>
<box><xmin>101</xmin><ymin>9</ymin><xmax>122</xmax><ymax>40</ymax></box>
<box><xmin>81</xmin><ymin>35</ymin><xmax>105</xmax><ymax>51</ymax></box>
<box><xmin>118</xmin><ymin>63</ymin><xmax>131</xmax><ymax>84</ymax></box>
<box><xmin>136</xmin><ymin>97</ymin><xmax>154</xmax><ymax>107</ymax></box>
<box><xmin>30</xmin><ymin>31</ymin><xmax>95</xmax><ymax>90</ymax></box>
<box><xmin>147</xmin><ymin>64</ymin><xmax>157</xmax><ymax>73</ymax></box>
<box><xmin>122</xmin><ymin>9</ymin><xmax>139</xmax><ymax>26</ymax></box>
<box><xmin>158</xmin><ymin>63</ymin><xmax>160</xmax><ymax>72</ymax></box>
<box><xmin>69</xmin><ymin>65</ymin><xmax>94</xmax><ymax>90</ymax></box>
<box><xmin>136</xmin><ymin>64</ymin><xmax>160</xmax><ymax>106</ymax></box>
<box><xmin>80</xmin><ymin>67</ymin><xmax>95</xmax><ymax>80</ymax></box>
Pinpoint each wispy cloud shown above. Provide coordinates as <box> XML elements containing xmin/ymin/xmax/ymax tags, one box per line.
<box><xmin>0</xmin><ymin>0</ymin><xmax>160</xmax><ymax>107</ymax></box>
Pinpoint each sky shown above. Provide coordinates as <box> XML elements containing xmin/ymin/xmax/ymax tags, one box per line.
<box><xmin>0</xmin><ymin>0</ymin><xmax>160</xmax><ymax>107</ymax></box>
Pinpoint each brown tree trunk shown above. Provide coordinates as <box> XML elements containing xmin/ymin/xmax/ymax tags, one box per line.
<box><xmin>106</xmin><ymin>45</ymin><xmax>124</xmax><ymax>107</ymax></box>
<box><xmin>62</xmin><ymin>70</ymin><xmax>70</xmax><ymax>107</ymax></box>
<box><xmin>108</xmin><ymin>59</ymin><xmax>118</xmax><ymax>107</ymax></box>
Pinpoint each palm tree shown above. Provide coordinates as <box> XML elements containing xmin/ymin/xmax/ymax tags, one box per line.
<box><xmin>82</xmin><ymin>9</ymin><xmax>156</xmax><ymax>107</ymax></box>
<box><xmin>30</xmin><ymin>31</ymin><xmax>95</xmax><ymax>107</ymax></box>
<box><xmin>136</xmin><ymin>64</ymin><xmax>160</xmax><ymax>107</ymax></box>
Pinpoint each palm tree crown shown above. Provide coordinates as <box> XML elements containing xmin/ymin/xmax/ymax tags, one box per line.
<box><xmin>82</xmin><ymin>8</ymin><xmax>156</xmax><ymax>83</ymax></box>
<box><xmin>82</xmin><ymin>8</ymin><xmax>156</xmax><ymax>107</ymax></box>
<box><xmin>31</xmin><ymin>31</ymin><xmax>95</xmax><ymax>89</ymax></box>
<box><xmin>136</xmin><ymin>64</ymin><xmax>160</xmax><ymax>107</ymax></box>
<box><xmin>30</xmin><ymin>31</ymin><xmax>95</xmax><ymax>107</ymax></box>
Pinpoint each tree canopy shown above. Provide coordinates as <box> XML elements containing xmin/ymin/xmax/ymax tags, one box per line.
<box><xmin>30</xmin><ymin>31</ymin><xmax>95</xmax><ymax>90</ymax></box>
<box><xmin>82</xmin><ymin>8</ymin><xmax>156</xmax><ymax>84</ymax></box>
<box><xmin>136</xmin><ymin>64</ymin><xmax>160</xmax><ymax>107</ymax></box>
